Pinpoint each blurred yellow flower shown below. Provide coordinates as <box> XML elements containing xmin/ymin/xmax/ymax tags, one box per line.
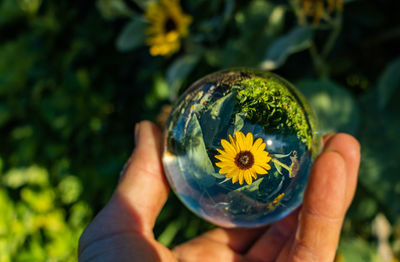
<box><xmin>18</xmin><ymin>0</ymin><xmax>42</xmax><ymax>15</ymax></box>
<box><xmin>145</xmin><ymin>0</ymin><xmax>192</xmax><ymax>56</ymax></box>
<box><xmin>300</xmin><ymin>0</ymin><xmax>343</xmax><ymax>25</ymax></box>
<box><xmin>268</xmin><ymin>193</ymin><xmax>285</xmax><ymax>210</ymax></box>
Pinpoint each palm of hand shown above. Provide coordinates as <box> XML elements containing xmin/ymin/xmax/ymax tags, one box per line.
<box><xmin>79</xmin><ymin>122</ymin><xmax>360</xmax><ymax>262</ymax></box>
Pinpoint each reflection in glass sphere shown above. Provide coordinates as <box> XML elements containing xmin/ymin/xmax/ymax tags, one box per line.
<box><xmin>162</xmin><ymin>68</ymin><xmax>322</xmax><ymax>228</ymax></box>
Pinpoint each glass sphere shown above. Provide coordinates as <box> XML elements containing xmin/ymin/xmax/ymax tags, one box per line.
<box><xmin>162</xmin><ymin>68</ymin><xmax>322</xmax><ymax>228</ymax></box>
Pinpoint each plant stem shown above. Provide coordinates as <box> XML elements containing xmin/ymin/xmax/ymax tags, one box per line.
<box><xmin>322</xmin><ymin>12</ymin><xmax>343</xmax><ymax>59</ymax></box>
<box><xmin>272</xmin><ymin>158</ymin><xmax>291</xmax><ymax>172</ymax></box>
<box><xmin>309</xmin><ymin>41</ymin><xmax>329</xmax><ymax>77</ymax></box>
<box><xmin>289</xmin><ymin>0</ymin><xmax>306</xmax><ymax>25</ymax></box>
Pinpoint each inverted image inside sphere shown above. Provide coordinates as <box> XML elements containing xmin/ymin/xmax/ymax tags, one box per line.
<box><xmin>163</xmin><ymin>68</ymin><xmax>322</xmax><ymax>228</ymax></box>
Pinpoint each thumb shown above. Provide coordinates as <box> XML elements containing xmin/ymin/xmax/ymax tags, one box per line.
<box><xmin>116</xmin><ymin>121</ymin><xmax>170</xmax><ymax>234</ymax></box>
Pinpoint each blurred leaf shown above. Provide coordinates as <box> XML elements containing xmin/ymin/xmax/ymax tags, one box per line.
<box><xmin>205</xmin><ymin>0</ymin><xmax>280</xmax><ymax>68</ymax></box>
<box><xmin>349</xmin><ymin>197</ymin><xmax>378</xmax><ymax>221</ymax></box>
<box><xmin>233</xmin><ymin>113</ymin><xmax>245</xmax><ymax>132</ymax></box>
<box><xmin>69</xmin><ymin>202</ymin><xmax>92</xmax><ymax>228</ymax></box>
<box><xmin>157</xmin><ymin>216</ymin><xmax>184</xmax><ymax>246</ymax></box>
<box><xmin>222</xmin><ymin>0</ymin><xmax>235</xmax><ymax>24</ymax></box>
<box><xmin>167</xmin><ymin>53</ymin><xmax>201</xmax><ymax>101</ymax></box>
<box><xmin>145</xmin><ymin>75</ymin><xmax>171</xmax><ymax>108</ymax></box>
<box><xmin>116</xmin><ymin>17</ymin><xmax>147</xmax><ymax>52</ymax></box>
<box><xmin>97</xmin><ymin>0</ymin><xmax>134</xmax><ymax>19</ymax></box>
<box><xmin>58</xmin><ymin>176</ymin><xmax>83</xmax><ymax>205</ymax></box>
<box><xmin>297</xmin><ymin>78</ymin><xmax>360</xmax><ymax>135</ymax></box>
<box><xmin>17</xmin><ymin>0</ymin><xmax>41</xmax><ymax>15</ymax></box>
<box><xmin>337</xmin><ymin>238</ymin><xmax>378</xmax><ymax>262</ymax></box>
<box><xmin>131</xmin><ymin>0</ymin><xmax>151</xmax><ymax>9</ymax></box>
<box><xmin>21</xmin><ymin>188</ymin><xmax>55</xmax><ymax>213</ymax></box>
<box><xmin>358</xmin><ymin>85</ymin><xmax>400</xmax><ymax>220</ymax></box>
<box><xmin>2</xmin><ymin>166</ymin><xmax>49</xmax><ymax>188</ymax></box>
<box><xmin>35</xmin><ymin>210</ymin><xmax>66</xmax><ymax>232</ymax></box>
<box><xmin>377</xmin><ymin>56</ymin><xmax>400</xmax><ymax>109</ymax></box>
<box><xmin>0</xmin><ymin>0</ymin><xmax>25</xmax><ymax>25</ymax></box>
<box><xmin>260</xmin><ymin>26</ymin><xmax>313</xmax><ymax>70</ymax></box>
<box><xmin>266</xmin><ymin>5</ymin><xmax>286</xmax><ymax>36</ymax></box>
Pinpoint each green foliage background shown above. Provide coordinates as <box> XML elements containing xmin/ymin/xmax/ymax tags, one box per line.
<box><xmin>0</xmin><ymin>0</ymin><xmax>400</xmax><ymax>261</ymax></box>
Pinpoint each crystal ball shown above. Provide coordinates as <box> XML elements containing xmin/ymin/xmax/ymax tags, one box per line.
<box><xmin>162</xmin><ymin>68</ymin><xmax>322</xmax><ymax>228</ymax></box>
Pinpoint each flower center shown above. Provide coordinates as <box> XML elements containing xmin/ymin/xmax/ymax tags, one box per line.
<box><xmin>165</xmin><ymin>17</ymin><xmax>177</xmax><ymax>32</ymax></box>
<box><xmin>235</xmin><ymin>151</ymin><xmax>254</xmax><ymax>170</ymax></box>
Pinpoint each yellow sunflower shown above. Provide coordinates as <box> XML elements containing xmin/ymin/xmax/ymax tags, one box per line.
<box><xmin>145</xmin><ymin>0</ymin><xmax>192</xmax><ymax>56</ymax></box>
<box><xmin>215</xmin><ymin>132</ymin><xmax>272</xmax><ymax>185</ymax></box>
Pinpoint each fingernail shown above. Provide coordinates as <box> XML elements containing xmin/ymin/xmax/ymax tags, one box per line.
<box><xmin>135</xmin><ymin>122</ymin><xmax>141</xmax><ymax>145</ymax></box>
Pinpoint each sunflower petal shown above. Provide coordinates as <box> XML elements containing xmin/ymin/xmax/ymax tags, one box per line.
<box><xmin>232</xmin><ymin>173</ymin><xmax>239</xmax><ymax>184</ymax></box>
<box><xmin>221</xmin><ymin>139</ymin><xmax>237</xmax><ymax>156</ymax></box>
<box><xmin>216</xmin><ymin>148</ymin><xmax>225</xmax><ymax>155</ymax></box>
<box><xmin>255</xmin><ymin>159</ymin><xmax>268</xmax><ymax>167</ymax></box>
<box><xmin>229</xmin><ymin>134</ymin><xmax>239</xmax><ymax>152</ymax></box>
<box><xmin>225</xmin><ymin>172</ymin><xmax>234</xmax><ymax>178</ymax></box>
<box><xmin>254</xmin><ymin>165</ymin><xmax>268</xmax><ymax>174</ymax></box>
<box><xmin>250</xmin><ymin>171</ymin><xmax>258</xmax><ymax>179</ymax></box>
<box><xmin>256</xmin><ymin>142</ymin><xmax>266</xmax><ymax>152</ymax></box>
<box><xmin>244</xmin><ymin>133</ymin><xmax>253</xmax><ymax>151</ymax></box>
<box><xmin>220</xmin><ymin>165</ymin><xmax>237</xmax><ymax>174</ymax></box>
<box><xmin>251</xmin><ymin>138</ymin><xmax>264</xmax><ymax>153</ymax></box>
<box><xmin>238</xmin><ymin>170</ymin><xmax>244</xmax><ymax>185</ymax></box>
<box><xmin>215</xmin><ymin>161</ymin><xmax>234</xmax><ymax>169</ymax></box>
<box><xmin>235</xmin><ymin>131</ymin><xmax>246</xmax><ymax>151</ymax></box>
<box><xmin>215</xmin><ymin>154</ymin><xmax>234</xmax><ymax>162</ymax></box>
<box><xmin>216</xmin><ymin>148</ymin><xmax>236</xmax><ymax>159</ymax></box>
<box><xmin>255</xmin><ymin>151</ymin><xmax>270</xmax><ymax>162</ymax></box>
<box><xmin>244</xmin><ymin>170</ymin><xmax>252</xmax><ymax>185</ymax></box>
<box><xmin>256</xmin><ymin>161</ymin><xmax>272</xmax><ymax>171</ymax></box>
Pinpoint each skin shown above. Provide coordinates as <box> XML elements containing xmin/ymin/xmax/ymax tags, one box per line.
<box><xmin>78</xmin><ymin>121</ymin><xmax>360</xmax><ymax>262</ymax></box>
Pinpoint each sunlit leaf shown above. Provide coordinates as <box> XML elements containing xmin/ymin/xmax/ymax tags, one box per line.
<box><xmin>2</xmin><ymin>166</ymin><xmax>49</xmax><ymax>188</ymax></box>
<box><xmin>21</xmin><ymin>188</ymin><xmax>55</xmax><ymax>213</ymax></box>
<box><xmin>236</xmin><ymin>177</ymin><xmax>264</xmax><ymax>193</ymax></box>
<box><xmin>69</xmin><ymin>202</ymin><xmax>92</xmax><ymax>228</ymax></box>
<box><xmin>58</xmin><ymin>176</ymin><xmax>83</xmax><ymax>205</ymax></box>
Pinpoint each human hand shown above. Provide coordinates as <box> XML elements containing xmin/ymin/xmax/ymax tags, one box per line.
<box><xmin>78</xmin><ymin>121</ymin><xmax>360</xmax><ymax>262</ymax></box>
